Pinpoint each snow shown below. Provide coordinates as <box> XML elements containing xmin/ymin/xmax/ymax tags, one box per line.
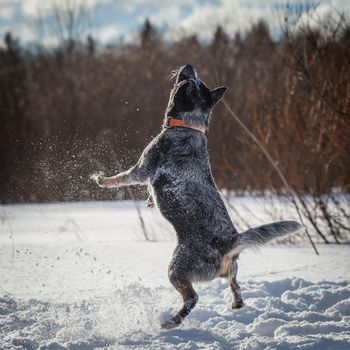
<box><xmin>0</xmin><ymin>201</ymin><xmax>350</xmax><ymax>349</ymax></box>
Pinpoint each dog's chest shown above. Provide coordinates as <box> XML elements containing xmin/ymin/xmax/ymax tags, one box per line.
<box><xmin>151</xmin><ymin>167</ymin><xmax>184</xmax><ymax>207</ymax></box>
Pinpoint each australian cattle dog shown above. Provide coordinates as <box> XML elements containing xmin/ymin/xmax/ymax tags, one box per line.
<box><xmin>92</xmin><ymin>64</ymin><xmax>302</xmax><ymax>329</ymax></box>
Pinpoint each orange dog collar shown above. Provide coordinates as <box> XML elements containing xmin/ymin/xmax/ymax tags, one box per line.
<box><xmin>164</xmin><ymin>117</ymin><xmax>206</xmax><ymax>134</ymax></box>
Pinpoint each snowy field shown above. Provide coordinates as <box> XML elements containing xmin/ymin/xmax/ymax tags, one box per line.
<box><xmin>0</xmin><ymin>201</ymin><xmax>350</xmax><ymax>349</ymax></box>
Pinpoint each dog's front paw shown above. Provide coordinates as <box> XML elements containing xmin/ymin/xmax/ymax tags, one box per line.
<box><xmin>146</xmin><ymin>195</ymin><xmax>155</xmax><ymax>208</ymax></box>
<box><xmin>90</xmin><ymin>172</ymin><xmax>107</xmax><ymax>187</ymax></box>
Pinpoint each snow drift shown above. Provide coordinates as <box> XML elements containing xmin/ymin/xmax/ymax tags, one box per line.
<box><xmin>1</xmin><ymin>278</ymin><xmax>349</xmax><ymax>349</ymax></box>
<box><xmin>0</xmin><ymin>202</ymin><xmax>349</xmax><ymax>349</ymax></box>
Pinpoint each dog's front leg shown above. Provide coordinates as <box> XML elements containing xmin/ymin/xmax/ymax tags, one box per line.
<box><xmin>92</xmin><ymin>165</ymin><xmax>147</xmax><ymax>188</ymax></box>
<box><xmin>92</xmin><ymin>135</ymin><xmax>160</xmax><ymax>189</ymax></box>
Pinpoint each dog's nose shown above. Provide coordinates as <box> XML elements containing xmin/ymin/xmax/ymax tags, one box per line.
<box><xmin>180</xmin><ymin>64</ymin><xmax>197</xmax><ymax>80</ymax></box>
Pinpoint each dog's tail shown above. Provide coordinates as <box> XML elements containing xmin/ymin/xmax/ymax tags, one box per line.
<box><xmin>230</xmin><ymin>221</ymin><xmax>303</xmax><ymax>255</ymax></box>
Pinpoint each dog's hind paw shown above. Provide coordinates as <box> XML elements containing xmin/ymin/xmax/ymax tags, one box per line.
<box><xmin>161</xmin><ymin>316</ymin><xmax>182</xmax><ymax>330</ymax></box>
<box><xmin>232</xmin><ymin>300</ymin><xmax>244</xmax><ymax>310</ymax></box>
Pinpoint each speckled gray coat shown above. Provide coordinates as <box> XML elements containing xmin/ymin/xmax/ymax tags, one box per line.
<box><xmin>146</xmin><ymin>127</ymin><xmax>237</xmax><ymax>281</ymax></box>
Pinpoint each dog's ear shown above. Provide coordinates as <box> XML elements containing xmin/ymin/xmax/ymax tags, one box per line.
<box><xmin>211</xmin><ymin>86</ymin><xmax>227</xmax><ymax>105</ymax></box>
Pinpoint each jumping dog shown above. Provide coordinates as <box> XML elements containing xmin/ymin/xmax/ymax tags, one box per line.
<box><xmin>92</xmin><ymin>64</ymin><xmax>302</xmax><ymax>329</ymax></box>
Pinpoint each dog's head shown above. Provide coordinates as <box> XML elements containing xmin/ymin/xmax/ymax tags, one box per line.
<box><xmin>165</xmin><ymin>64</ymin><xmax>227</xmax><ymax>127</ymax></box>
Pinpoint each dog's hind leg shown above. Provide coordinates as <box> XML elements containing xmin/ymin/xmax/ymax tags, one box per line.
<box><xmin>161</xmin><ymin>245</ymin><xmax>200</xmax><ymax>329</ymax></box>
<box><xmin>228</xmin><ymin>256</ymin><xmax>244</xmax><ymax>309</ymax></box>
<box><xmin>161</xmin><ymin>275</ymin><xmax>198</xmax><ymax>330</ymax></box>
